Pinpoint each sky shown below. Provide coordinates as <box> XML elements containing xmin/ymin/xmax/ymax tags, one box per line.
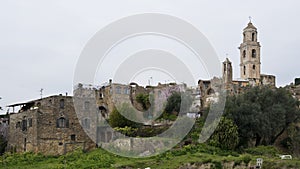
<box><xmin>0</xmin><ymin>0</ymin><xmax>300</xmax><ymax>114</ymax></box>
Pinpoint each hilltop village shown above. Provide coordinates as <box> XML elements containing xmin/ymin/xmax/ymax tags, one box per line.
<box><xmin>1</xmin><ymin>21</ymin><xmax>299</xmax><ymax>156</ymax></box>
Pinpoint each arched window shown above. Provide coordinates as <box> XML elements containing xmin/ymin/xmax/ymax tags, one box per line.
<box><xmin>253</xmin><ymin>65</ymin><xmax>256</xmax><ymax>70</ymax></box>
<box><xmin>252</xmin><ymin>49</ymin><xmax>256</xmax><ymax>58</ymax></box>
<box><xmin>59</xmin><ymin>99</ymin><xmax>64</xmax><ymax>109</ymax></box>
<box><xmin>243</xmin><ymin>50</ymin><xmax>246</xmax><ymax>58</ymax></box>
<box><xmin>56</xmin><ymin>117</ymin><xmax>69</xmax><ymax>128</ymax></box>
<box><xmin>252</xmin><ymin>33</ymin><xmax>255</xmax><ymax>41</ymax></box>
<box><xmin>244</xmin><ymin>66</ymin><xmax>246</xmax><ymax>75</ymax></box>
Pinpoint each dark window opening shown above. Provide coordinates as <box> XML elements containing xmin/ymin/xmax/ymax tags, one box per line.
<box><xmin>22</xmin><ymin>119</ymin><xmax>27</xmax><ymax>131</ymax></box>
<box><xmin>56</xmin><ymin>117</ymin><xmax>69</xmax><ymax>128</ymax></box>
<box><xmin>244</xmin><ymin>66</ymin><xmax>246</xmax><ymax>75</ymax></box>
<box><xmin>243</xmin><ymin>50</ymin><xmax>246</xmax><ymax>58</ymax></box>
<box><xmin>70</xmin><ymin>134</ymin><xmax>76</xmax><ymax>141</ymax></box>
<box><xmin>24</xmin><ymin>138</ymin><xmax>26</xmax><ymax>152</ymax></box>
<box><xmin>16</xmin><ymin>121</ymin><xmax>21</xmax><ymax>128</ymax></box>
<box><xmin>252</xmin><ymin>33</ymin><xmax>255</xmax><ymax>41</ymax></box>
<box><xmin>60</xmin><ymin>99</ymin><xmax>65</xmax><ymax>109</ymax></box>
<box><xmin>58</xmin><ymin>142</ymin><xmax>63</xmax><ymax>146</ymax></box>
<box><xmin>253</xmin><ymin>65</ymin><xmax>256</xmax><ymax>70</ymax></box>
<box><xmin>252</xmin><ymin>49</ymin><xmax>256</xmax><ymax>58</ymax></box>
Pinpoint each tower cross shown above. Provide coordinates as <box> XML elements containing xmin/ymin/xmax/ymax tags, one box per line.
<box><xmin>40</xmin><ymin>88</ymin><xmax>43</xmax><ymax>99</ymax></box>
<box><xmin>249</xmin><ymin>16</ymin><xmax>252</xmax><ymax>23</ymax></box>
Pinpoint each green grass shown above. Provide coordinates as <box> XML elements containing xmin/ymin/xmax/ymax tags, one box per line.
<box><xmin>1</xmin><ymin>145</ymin><xmax>299</xmax><ymax>169</ymax></box>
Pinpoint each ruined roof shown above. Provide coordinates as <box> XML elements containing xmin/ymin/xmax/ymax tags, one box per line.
<box><xmin>7</xmin><ymin>95</ymin><xmax>72</xmax><ymax>107</ymax></box>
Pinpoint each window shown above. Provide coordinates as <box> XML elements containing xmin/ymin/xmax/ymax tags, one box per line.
<box><xmin>56</xmin><ymin>117</ymin><xmax>69</xmax><ymax>128</ymax></box>
<box><xmin>84</xmin><ymin>101</ymin><xmax>90</xmax><ymax>111</ymax></box>
<box><xmin>244</xmin><ymin>66</ymin><xmax>246</xmax><ymax>75</ymax></box>
<box><xmin>124</xmin><ymin>87</ymin><xmax>130</xmax><ymax>95</ymax></box>
<box><xmin>252</xmin><ymin>49</ymin><xmax>256</xmax><ymax>58</ymax></box>
<box><xmin>243</xmin><ymin>50</ymin><xmax>246</xmax><ymax>58</ymax></box>
<box><xmin>116</xmin><ymin>86</ymin><xmax>121</xmax><ymax>94</ymax></box>
<box><xmin>253</xmin><ymin>65</ymin><xmax>256</xmax><ymax>70</ymax></box>
<box><xmin>70</xmin><ymin>134</ymin><xmax>76</xmax><ymax>141</ymax></box>
<box><xmin>22</xmin><ymin>119</ymin><xmax>27</xmax><ymax>131</ymax></box>
<box><xmin>16</xmin><ymin>121</ymin><xmax>21</xmax><ymax>128</ymax></box>
<box><xmin>252</xmin><ymin>33</ymin><xmax>255</xmax><ymax>41</ymax></box>
<box><xmin>59</xmin><ymin>99</ymin><xmax>64</xmax><ymax>109</ymax></box>
<box><xmin>82</xmin><ymin>118</ymin><xmax>90</xmax><ymax>129</ymax></box>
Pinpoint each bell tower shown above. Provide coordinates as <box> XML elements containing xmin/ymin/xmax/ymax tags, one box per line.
<box><xmin>239</xmin><ymin>21</ymin><xmax>261</xmax><ymax>81</ymax></box>
<box><xmin>223</xmin><ymin>57</ymin><xmax>232</xmax><ymax>87</ymax></box>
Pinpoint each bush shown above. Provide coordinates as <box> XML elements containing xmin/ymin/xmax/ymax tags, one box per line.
<box><xmin>245</xmin><ymin>146</ymin><xmax>280</xmax><ymax>157</ymax></box>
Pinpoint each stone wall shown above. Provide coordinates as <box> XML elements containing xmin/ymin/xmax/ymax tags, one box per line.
<box><xmin>8</xmin><ymin>95</ymin><xmax>95</xmax><ymax>155</ymax></box>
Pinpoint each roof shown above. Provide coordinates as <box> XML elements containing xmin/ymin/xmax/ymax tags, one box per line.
<box><xmin>223</xmin><ymin>58</ymin><xmax>231</xmax><ymax>63</ymax></box>
<box><xmin>244</xmin><ymin>22</ymin><xmax>257</xmax><ymax>30</ymax></box>
<box><xmin>7</xmin><ymin>95</ymin><xmax>72</xmax><ymax>107</ymax></box>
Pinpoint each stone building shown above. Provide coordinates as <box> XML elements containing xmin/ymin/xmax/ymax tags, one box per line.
<box><xmin>198</xmin><ymin>21</ymin><xmax>276</xmax><ymax>107</ymax></box>
<box><xmin>7</xmin><ymin>95</ymin><xmax>95</xmax><ymax>155</ymax></box>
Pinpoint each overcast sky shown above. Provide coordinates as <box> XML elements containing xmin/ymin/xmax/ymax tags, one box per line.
<box><xmin>0</xmin><ymin>0</ymin><xmax>300</xmax><ymax>114</ymax></box>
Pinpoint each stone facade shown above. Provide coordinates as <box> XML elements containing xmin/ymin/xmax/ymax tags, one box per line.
<box><xmin>198</xmin><ymin>21</ymin><xmax>276</xmax><ymax>108</ymax></box>
<box><xmin>7</xmin><ymin>95</ymin><xmax>96</xmax><ymax>155</ymax></box>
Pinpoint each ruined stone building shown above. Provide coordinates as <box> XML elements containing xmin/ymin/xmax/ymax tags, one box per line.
<box><xmin>199</xmin><ymin>21</ymin><xmax>276</xmax><ymax>107</ymax></box>
<box><xmin>6</xmin><ymin>21</ymin><xmax>277</xmax><ymax>155</ymax></box>
<box><xmin>7</xmin><ymin>95</ymin><xmax>95</xmax><ymax>155</ymax></box>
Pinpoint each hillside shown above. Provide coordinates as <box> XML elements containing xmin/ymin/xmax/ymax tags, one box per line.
<box><xmin>1</xmin><ymin>145</ymin><xmax>299</xmax><ymax>169</ymax></box>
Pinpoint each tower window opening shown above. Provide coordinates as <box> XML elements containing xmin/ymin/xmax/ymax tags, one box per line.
<box><xmin>59</xmin><ymin>99</ymin><xmax>64</xmax><ymax>109</ymax></box>
<box><xmin>243</xmin><ymin>50</ymin><xmax>246</xmax><ymax>58</ymax></box>
<box><xmin>252</xmin><ymin>33</ymin><xmax>255</xmax><ymax>41</ymax></box>
<box><xmin>244</xmin><ymin>66</ymin><xmax>246</xmax><ymax>75</ymax></box>
<box><xmin>252</xmin><ymin>49</ymin><xmax>256</xmax><ymax>58</ymax></box>
<box><xmin>253</xmin><ymin>65</ymin><xmax>256</xmax><ymax>70</ymax></box>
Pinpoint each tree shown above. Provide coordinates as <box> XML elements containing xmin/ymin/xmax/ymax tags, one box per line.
<box><xmin>164</xmin><ymin>91</ymin><xmax>193</xmax><ymax>115</ymax></box>
<box><xmin>225</xmin><ymin>86</ymin><xmax>300</xmax><ymax>147</ymax></box>
<box><xmin>208</xmin><ymin>117</ymin><xmax>239</xmax><ymax>150</ymax></box>
<box><xmin>108</xmin><ymin>103</ymin><xmax>142</xmax><ymax>129</ymax></box>
<box><xmin>136</xmin><ymin>93</ymin><xmax>150</xmax><ymax>110</ymax></box>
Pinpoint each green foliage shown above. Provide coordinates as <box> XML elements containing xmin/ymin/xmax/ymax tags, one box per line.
<box><xmin>245</xmin><ymin>145</ymin><xmax>280</xmax><ymax>157</ymax></box>
<box><xmin>225</xmin><ymin>86</ymin><xmax>300</xmax><ymax>147</ymax></box>
<box><xmin>1</xmin><ymin>145</ymin><xmax>299</xmax><ymax>169</ymax></box>
<box><xmin>136</xmin><ymin>93</ymin><xmax>150</xmax><ymax>110</ymax></box>
<box><xmin>242</xmin><ymin>155</ymin><xmax>252</xmax><ymax>165</ymax></box>
<box><xmin>108</xmin><ymin>103</ymin><xmax>142</xmax><ymax>129</ymax></box>
<box><xmin>164</xmin><ymin>91</ymin><xmax>193</xmax><ymax>115</ymax></box>
<box><xmin>114</xmin><ymin>126</ymin><xmax>138</xmax><ymax>137</ymax></box>
<box><xmin>208</xmin><ymin>117</ymin><xmax>239</xmax><ymax>150</ymax></box>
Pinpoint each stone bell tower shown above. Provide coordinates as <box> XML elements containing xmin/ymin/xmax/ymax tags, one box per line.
<box><xmin>239</xmin><ymin>21</ymin><xmax>261</xmax><ymax>82</ymax></box>
<box><xmin>223</xmin><ymin>58</ymin><xmax>232</xmax><ymax>88</ymax></box>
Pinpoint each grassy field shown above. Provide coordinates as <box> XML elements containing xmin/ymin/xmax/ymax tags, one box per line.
<box><xmin>1</xmin><ymin>145</ymin><xmax>299</xmax><ymax>169</ymax></box>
